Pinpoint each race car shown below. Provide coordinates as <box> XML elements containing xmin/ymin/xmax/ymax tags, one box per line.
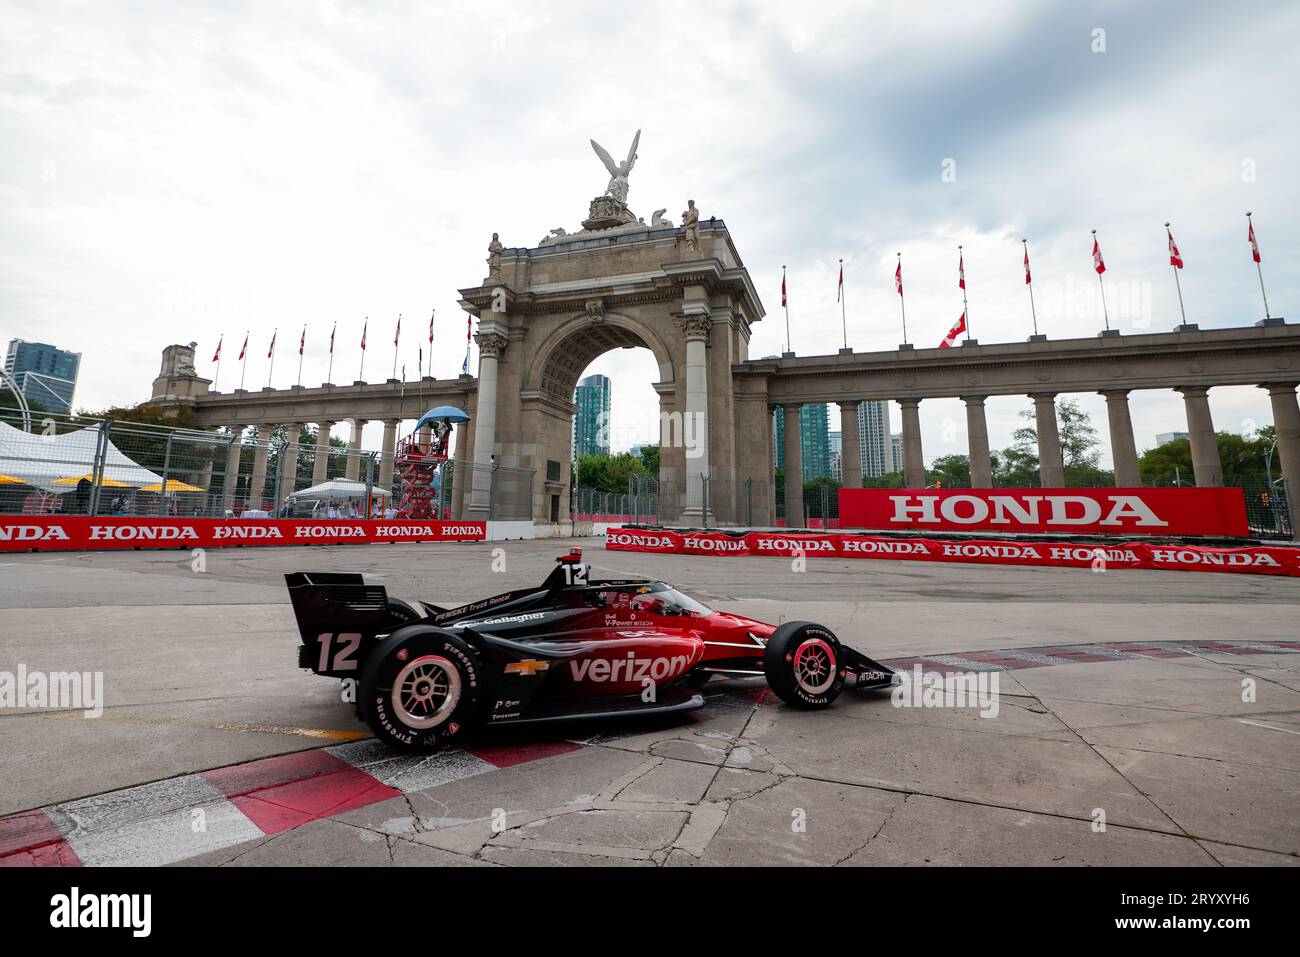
<box><xmin>285</xmin><ymin>548</ymin><xmax>897</xmax><ymax>751</ymax></box>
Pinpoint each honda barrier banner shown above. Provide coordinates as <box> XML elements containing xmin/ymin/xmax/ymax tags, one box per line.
<box><xmin>0</xmin><ymin>517</ymin><xmax>486</xmax><ymax>552</ymax></box>
<box><xmin>837</xmin><ymin>487</ymin><xmax>1250</xmax><ymax>538</ymax></box>
<box><xmin>605</xmin><ymin>528</ymin><xmax>1299</xmax><ymax>578</ymax></box>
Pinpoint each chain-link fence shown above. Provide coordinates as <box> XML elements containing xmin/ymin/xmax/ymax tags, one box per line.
<box><xmin>0</xmin><ymin>410</ymin><xmax>534</xmax><ymax>521</ymax></box>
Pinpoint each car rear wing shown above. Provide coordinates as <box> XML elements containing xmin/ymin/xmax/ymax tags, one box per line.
<box><xmin>284</xmin><ymin>572</ymin><xmax>396</xmax><ymax>646</ymax></box>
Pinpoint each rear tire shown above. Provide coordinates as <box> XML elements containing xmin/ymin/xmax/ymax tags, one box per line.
<box><xmin>763</xmin><ymin>622</ymin><xmax>845</xmax><ymax>708</ymax></box>
<box><xmin>359</xmin><ymin>630</ymin><xmax>483</xmax><ymax>751</ymax></box>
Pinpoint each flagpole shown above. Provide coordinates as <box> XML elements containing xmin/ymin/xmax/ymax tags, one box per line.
<box><xmin>240</xmin><ymin>331</ymin><xmax>248</xmax><ymax>391</ymax></box>
<box><xmin>897</xmin><ymin>253</ymin><xmax>908</xmax><ymax>344</ymax></box>
<box><xmin>958</xmin><ymin>246</ymin><xmax>970</xmax><ymax>342</ymax></box>
<box><xmin>1166</xmin><ymin>222</ymin><xmax>1187</xmax><ymax>325</ymax></box>
<box><xmin>393</xmin><ymin>313</ymin><xmax>401</xmax><ymax>380</ymax></box>
<box><xmin>297</xmin><ymin>325</ymin><xmax>305</xmax><ymax>387</ymax></box>
<box><xmin>327</xmin><ymin>321</ymin><xmax>336</xmax><ymax>384</ymax></box>
<box><xmin>214</xmin><ymin>339</ymin><xmax>222</xmax><ymax>391</ymax></box>
<box><xmin>1248</xmin><ymin>212</ymin><xmax>1272</xmax><ymax>320</ymax></box>
<box><xmin>782</xmin><ymin>265</ymin><xmax>791</xmax><ymax>354</ymax></box>
<box><xmin>839</xmin><ymin>258</ymin><xmax>847</xmax><ymax>349</ymax></box>
<box><xmin>1022</xmin><ymin>240</ymin><xmax>1039</xmax><ymax>336</ymax></box>
<box><xmin>360</xmin><ymin>317</ymin><xmax>367</xmax><ymax>381</ymax></box>
<box><xmin>267</xmin><ymin>329</ymin><xmax>277</xmax><ymax>388</ymax></box>
<box><xmin>1092</xmin><ymin>230</ymin><xmax>1110</xmax><ymax>331</ymax></box>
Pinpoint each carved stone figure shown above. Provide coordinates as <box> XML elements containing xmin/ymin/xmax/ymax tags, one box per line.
<box><xmin>651</xmin><ymin>208</ymin><xmax>673</xmax><ymax>228</ymax></box>
<box><xmin>681</xmin><ymin>199</ymin><xmax>700</xmax><ymax>252</ymax></box>
<box><xmin>589</xmin><ymin>130</ymin><xmax>640</xmax><ymax>206</ymax></box>
<box><xmin>486</xmin><ymin>232</ymin><xmax>504</xmax><ymax>279</ymax></box>
<box><xmin>174</xmin><ymin>342</ymin><xmax>198</xmax><ymax>376</ymax></box>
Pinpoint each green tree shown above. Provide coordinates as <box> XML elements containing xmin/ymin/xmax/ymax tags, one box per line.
<box><xmin>997</xmin><ymin>397</ymin><xmax>1107</xmax><ymax>486</ymax></box>
<box><xmin>926</xmin><ymin>454</ymin><xmax>970</xmax><ymax>487</ymax></box>
<box><xmin>637</xmin><ymin>444</ymin><xmax>660</xmax><ymax>475</ymax></box>
<box><xmin>575</xmin><ymin>452</ymin><xmax>647</xmax><ymax>492</ymax></box>
<box><xmin>861</xmin><ymin>471</ymin><xmax>906</xmax><ymax>489</ymax></box>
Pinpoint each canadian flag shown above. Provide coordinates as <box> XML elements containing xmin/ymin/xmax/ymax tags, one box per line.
<box><xmin>1249</xmin><ymin>221</ymin><xmax>1261</xmax><ymax>264</ymax></box>
<box><xmin>329</xmin><ymin>322</ymin><xmax>336</xmax><ymax>354</ymax></box>
<box><xmin>360</xmin><ymin>320</ymin><xmax>367</xmax><ymax>350</ymax></box>
<box><xmin>939</xmin><ymin>311</ymin><xmax>967</xmax><ymax>349</ymax></box>
<box><xmin>212</xmin><ymin>336</ymin><xmax>222</xmax><ymax>362</ymax></box>
<box><xmin>1092</xmin><ymin>237</ymin><xmax>1105</xmax><ymax>275</ymax></box>
<box><xmin>958</xmin><ymin>251</ymin><xmax>965</xmax><ymax>290</ymax></box>
<box><xmin>836</xmin><ymin>262</ymin><xmax>844</xmax><ymax>302</ymax></box>
<box><xmin>781</xmin><ymin>271</ymin><xmax>787</xmax><ymax>308</ymax></box>
<box><xmin>267</xmin><ymin>330</ymin><xmax>276</xmax><ymax>359</ymax></box>
<box><xmin>299</xmin><ymin>326</ymin><xmax>305</xmax><ymax>356</ymax></box>
<box><xmin>429</xmin><ymin>308</ymin><xmax>435</xmax><ymax>344</ymax></box>
<box><xmin>1023</xmin><ymin>247</ymin><xmax>1032</xmax><ymax>285</ymax></box>
<box><xmin>1167</xmin><ymin>228</ymin><xmax>1183</xmax><ymax>269</ymax></box>
<box><xmin>895</xmin><ymin>261</ymin><xmax>903</xmax><ymax>296</ymax></box>
<box><xmin>394</xmin><ymin>314</ymin><xmax>401</xmax><ymax>348</ymax></box>
<box><xmin>238</xmin><ymin>333</ymin><xmax>248</xmax><ymax>361</ymax></box>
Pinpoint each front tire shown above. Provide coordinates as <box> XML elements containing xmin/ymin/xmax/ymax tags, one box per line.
<box><xmin>359</xmin><ymin>630</ymin><xmax>483</xmax><ymax>751</ymax></box>
<box><xmin>763</xmin><ymin>622</ymin><xmax>845</xmax><ymax>708</ymax></box>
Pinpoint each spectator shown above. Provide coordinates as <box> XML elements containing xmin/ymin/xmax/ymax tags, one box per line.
<box><xmin>327</xmin><ymin>502</ymin><xmax>341</xmax><ymax>519</ymax></box>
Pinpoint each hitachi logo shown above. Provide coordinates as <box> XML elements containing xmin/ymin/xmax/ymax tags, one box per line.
<box><xmin>888</xmin><ymin>493</ymin><xmax>1168</xmax><ymax>528</ymax></box>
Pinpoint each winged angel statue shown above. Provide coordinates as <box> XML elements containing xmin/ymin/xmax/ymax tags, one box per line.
<box><xmin>590</xmin><ymin>130</ymin><xmax>640</xmax><ymax>205</ymax></box>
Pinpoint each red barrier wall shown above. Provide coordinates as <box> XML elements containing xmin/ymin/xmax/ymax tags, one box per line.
<box><xmin>605</xmin><ymin>528</ymin><xmax>1299</xmax><ymax>577</ymax></box>
<box><xmin>838</xmin><ymin>487</ymin><xmax>1250</xmax><ymax>538</ymax></box>
<box><xmin>0</xmin><ymin>517</ymin><xmax>486</xmax><ymax>552</ymax></box>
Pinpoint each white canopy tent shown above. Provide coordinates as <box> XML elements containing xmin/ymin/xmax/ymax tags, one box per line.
<box><xmin>292</xmin><ymin>478</ymin><xmax>392</xmax><ymax>502</ymax></box>
<box><xmin>0</xmin><ymin>422</ymin><xmax>164</xmax><ymax>493</ymax></box>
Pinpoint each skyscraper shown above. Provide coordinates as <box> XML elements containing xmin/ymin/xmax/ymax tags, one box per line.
<box><xmin>856</xmin><ymin>400</ymin><xmax>893</xmax><ymax>477</ymax></box>
<box><xmin>773</xmin><ymin>404</ymin><xmax>831</xmax><ymax>480</ymax></box>
<box><xmin>5</xmin><ymin>339</ymin><xmax>81</xmax><ymax>414</ymax></box>
<box><xmin>573</xmin><ymin>373</ymin><xmax>611</xmax><ymax>458</ymax></box>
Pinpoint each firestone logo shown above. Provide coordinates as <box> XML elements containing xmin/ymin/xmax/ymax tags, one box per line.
<box><xmin>889</xmin><ymin>493</ymin><xmax>1168</xmax><ymax>528</ymax></box>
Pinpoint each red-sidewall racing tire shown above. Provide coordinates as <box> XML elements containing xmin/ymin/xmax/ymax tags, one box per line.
<box><xmin>763</xmin><ymin>621</ymin><xmax>845</xmax><ymax>708</ymax></box>
<box><xmin>359</xmin><ymin>629</ymin><xmax>484</xmax><ymax>751</ymax></box>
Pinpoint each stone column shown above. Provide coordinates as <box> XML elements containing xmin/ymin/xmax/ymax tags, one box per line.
<box><xmin>312</xmin><ymin>421</ymin><xmax>335</xmax><ymax>485</ymax></box>
<box><xmin>248</xmin><ymin>425</ymin><xmax>271</xmax><ymax>510</ymax></box>
<box><xmin>839</xmin><ymin>401</ymin><xmax>863</xmax><ymax>489</ymax></box>
<box><xmin>963</xmin><ymin>395</ymin><xmax>992</xmax><ymax>488</ymax></box>
<box><xmin>277</xmin><ymin>424</ymin><xmax>303</xmax><ymax>505</ymax></box>
<box><xmin>1178</xmin><ymin>386</ymin><xmax>1223</xmax><ymax>487</ymax></box>
<box><xmin>782</xmin><ymin>403</ymin><xmax>804</xmax><ymax>527</ymax></box>
<box><xmin>1100</xmin><ymin>390</ymin><xmax>1140</xmax><ymax>486</ymax></box>
<box><xmin>1262</xmin><ymin>383</ymin><xmax>1300</xmax><ymax>513</ymax></box>
<box><xmin>222</xmin><ymin>427</ymin><xmax>245</xmax><ymax>513</ymax></box>
<box><xmin>1032</xmin><ymin>393</ymin><xmax>1065</xmax><ymax>487</ymax></box>
<box><xmin>344</xmin><ymin>419</ymin><xmax>366</xmax><ymax>481</ymax></box>
<box><xmin>898</xmin><ymin>398</ymin><xmax>925</xmax><ymax>488</ymax></box>
<box><xmin>470</xmin><ymin>331</ymin><xmax>507</xmax><ymax>513</ymax></box>
<box><xmin>678</xmin><ymin>315</ymin><xmax>713</xmax><ymax>516</ymax></box>
<box><xmin>378</xmin><ymin>419</ymin><xmax>400</xmax><ymax>492</ymax></box>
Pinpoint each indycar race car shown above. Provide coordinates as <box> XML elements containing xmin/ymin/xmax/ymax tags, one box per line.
<box><xmin>285</xmin><ymin>548</ymin><xmax>897</xmax><ymax>751</ymax></box>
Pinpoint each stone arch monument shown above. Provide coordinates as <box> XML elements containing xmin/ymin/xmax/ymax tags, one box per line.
<box><xmin>457</xmin><ymin>137</ymin><xmax>765</xmax><ymax>525</ymax></box>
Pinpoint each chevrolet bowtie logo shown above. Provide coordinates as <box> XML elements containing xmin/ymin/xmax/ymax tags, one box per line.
<box><xmin>505</xmin><ymin>659</ymin><xmax>550</xmax><ymax>676</ymax></box>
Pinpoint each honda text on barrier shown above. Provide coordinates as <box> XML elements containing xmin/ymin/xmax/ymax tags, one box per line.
<box><xmin>285</xmin><ymin>548</ymin><xmax>897</xmax><ymax>750</ymax></box>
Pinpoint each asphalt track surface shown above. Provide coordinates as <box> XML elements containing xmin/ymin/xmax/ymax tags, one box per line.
<box><xmin>1</xmin><ymin>538</ymin><xmax>1297</xmax><ymax>866</ymax></box>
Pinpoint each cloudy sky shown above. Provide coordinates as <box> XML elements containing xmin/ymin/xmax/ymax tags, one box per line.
<box><xmin>3</xmin><ymin>0</ymin><xmax>1297</xmax><ymax>463</ymax></box>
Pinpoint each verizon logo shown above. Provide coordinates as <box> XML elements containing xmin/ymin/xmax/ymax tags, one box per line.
<box><xmin>889</xmin><ymin>493</ymin><xmax>1168</xmax><ymax>528</ymax></box>
<box><xmin>570</xmin><ymin>653</ymin><xmax>691</xmax><ymax>683</ymax></box>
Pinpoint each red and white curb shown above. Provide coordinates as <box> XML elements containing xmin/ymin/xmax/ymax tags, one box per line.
<box><xmin>2</xmin><ymin>639</ymin><xmax>1295</xmax><ymax>867</ymax></box>
<box><xmin>0</xmin><ymin>738</ymin><xmax>578</xmax><ymax>868</ymax></box>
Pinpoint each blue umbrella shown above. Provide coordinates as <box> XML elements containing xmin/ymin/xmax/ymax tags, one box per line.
<box><xmin>414</xmin><ymin>406</ymin><xmax>470</xmax><ymax>430</ymax></box>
